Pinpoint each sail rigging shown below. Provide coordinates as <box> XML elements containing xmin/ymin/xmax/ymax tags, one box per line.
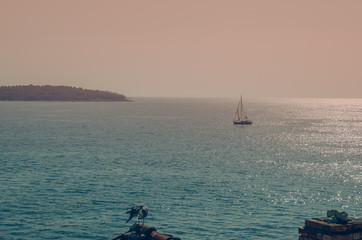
<box><xmin>233</xmin><ymin>96</ymin><xmax>252</xmax><ymax>125</ymax></box>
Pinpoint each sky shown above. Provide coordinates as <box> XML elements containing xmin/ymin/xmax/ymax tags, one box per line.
<box><xmin>1</xmin><ymin>0</ymin><xmax>362</xmax><ymax>98</ymax></box>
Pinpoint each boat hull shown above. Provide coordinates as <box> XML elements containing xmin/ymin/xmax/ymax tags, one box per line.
<box><xmin>233</xmin><ymin>120</ymin><xmax>253</xmax><ymax>125</ymax></box>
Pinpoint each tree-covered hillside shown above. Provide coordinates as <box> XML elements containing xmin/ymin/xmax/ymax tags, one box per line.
<box><xmin>0</xmin><ymin>85</ymin><xmax>130</xmax><ymax>102</ymax></box>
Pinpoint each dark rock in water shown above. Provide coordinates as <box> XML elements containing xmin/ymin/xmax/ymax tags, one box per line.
<box><xmin>112</xmin><ymin>224</ymin><xmax>181</xmax><ymax>240</ymax></box>
<box><xmin>115</xmin><ymin>231</ymin><xmax>147</xmax><ymax>240</ymax></box>
<box><xmin>299</xmin><ymin>216</ymin><xmax>362</xmax><ymax>239</ymax></box>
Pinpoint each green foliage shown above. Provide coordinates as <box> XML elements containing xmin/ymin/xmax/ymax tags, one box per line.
<box><xmin>0</xmin><ymin>85</ymin><xmax>129</xmax><ymax>102</ymax></box>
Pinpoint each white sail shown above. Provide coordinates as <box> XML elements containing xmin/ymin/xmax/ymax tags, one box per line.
<box><xmin>240</xmin><ymin>96</ymin><xmax>247</xmax><ymax>121</ymax></box>
<box><xmin>234</xmin><ymin>101</ymin><xmax>241</xmax><ymax>121</ymax></box>
<box><xmin>233</xmin><ymin>95</ymin><xmax>252</xmax><ymax>124</ymax></box>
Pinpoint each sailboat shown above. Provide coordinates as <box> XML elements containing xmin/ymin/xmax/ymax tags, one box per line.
<box><xmin>233</xmin><ymin>96</ymin><xmax>252</xmax><ymax>125</ymax></box>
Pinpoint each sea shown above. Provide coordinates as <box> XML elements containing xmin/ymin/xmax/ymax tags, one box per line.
<box><xmin>0</xmin><ymin>97</ymin><xmax>361</xmax><ymax>240</ymax></box>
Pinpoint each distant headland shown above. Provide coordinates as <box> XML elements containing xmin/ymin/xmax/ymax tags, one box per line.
<box><xmin>0</xmin><ymin>85</ymin><xmax>131</xmax><ymax>102</ymax></box>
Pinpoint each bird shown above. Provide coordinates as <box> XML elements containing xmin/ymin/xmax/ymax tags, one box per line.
<box><xmin>125</xmin><ymin>204</ymin><xmax>148</xmax><ymax>224</ymax></box>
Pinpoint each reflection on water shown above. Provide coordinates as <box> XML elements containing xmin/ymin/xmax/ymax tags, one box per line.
<box><xmin>0</xmin><ymin>98</ymin><xmax>361</xmax><ymax>239</ymax></box>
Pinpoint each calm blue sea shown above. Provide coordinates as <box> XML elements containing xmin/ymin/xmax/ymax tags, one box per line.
<box><xmin>0</xmin><ymin>98</ymin><xmax>361</xmax><ymax>240</ymax></box>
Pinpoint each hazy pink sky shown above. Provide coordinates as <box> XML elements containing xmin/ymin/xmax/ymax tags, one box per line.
<box><xmin>1</xmin><ymin>0</ymin><xmax>362</xmax><ymax>98</ymax></box>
